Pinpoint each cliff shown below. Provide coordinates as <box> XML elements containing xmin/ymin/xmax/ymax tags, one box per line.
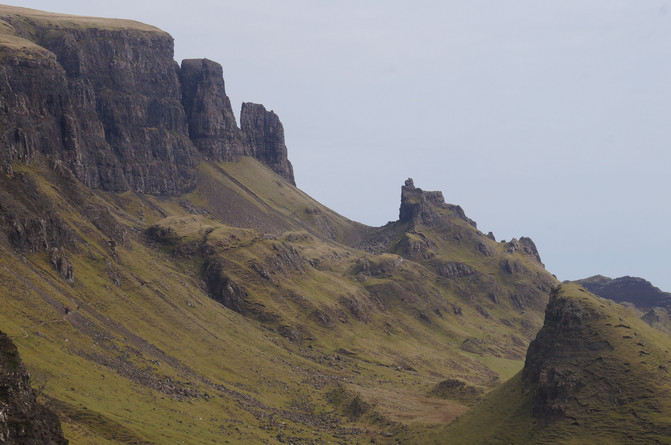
<box><xmin>0</xmin><ymin>331</ymin><xmax>67</xmax><ymax>444</ymax></box>
<box><xmin>0</xmin><ymin>6</ymin><xmax>565</xmax><ymax>444</ymax></box>
<box><xmin>0</xmin><ymin>5</ymin><xmax>294</xmax><ymax>193</ymax></box>
<box><xmin>179</xmin><ymin>58</ymin><xmax>247</xmax><ymax>161</ymax></box>
<box><xmin>240</xmin><ymin>102</ymin><xmax>295</xmax><ymax>185</ymax></box>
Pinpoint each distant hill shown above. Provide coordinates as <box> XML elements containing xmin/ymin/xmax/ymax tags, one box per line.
<box><xmin>572</xmin><ymin>275</ymin><xmax>671</xmax><ymax>309</ymax></box>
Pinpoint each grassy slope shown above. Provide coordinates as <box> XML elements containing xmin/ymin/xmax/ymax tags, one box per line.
<box><xmin>0</xmin><ymin>4</ymin><xmax>166</xmax><ymax>60</ymax></box>
<box><xmin>0</xmin><ymin>5</ymin><xmax>165</xmax><ymax>33</ymax></box>
<box><xmin>419</xmin><ymin>283</ymin><xmax>671</xmax><ymax>444</ymax></box>
<box><xmin>0</xmin><ymin>155</ymin><xmax>557</xmax><ymax>444</ymax></box>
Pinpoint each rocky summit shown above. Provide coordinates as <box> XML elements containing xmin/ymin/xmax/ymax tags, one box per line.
<box><xmin>0</xmin><ymin>5</ymin><xmax>669</xmax><ymax>445</ymax></box>
<box><xmin>422</xmin><ymin>283</ymin><xmax>671</xmax><ymax>444</ymax></box>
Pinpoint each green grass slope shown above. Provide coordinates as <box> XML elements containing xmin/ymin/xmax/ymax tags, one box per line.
<box><xmin>420</xmin><ymin>283</ymin><xmax>671</xmax><ymax>444</ymax></box>
<box><xmin>0</xmin><ymin>155</ymin><xmax>557</xmax><ymax>443</ymax></box>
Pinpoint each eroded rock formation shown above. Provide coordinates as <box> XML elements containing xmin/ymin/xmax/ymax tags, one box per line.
<box><xmin>522</xmin><ymin>286</ymin><xmax>609</xmax><ymax>419</ymax></box>
<box><xmin>241</xmin><ymin>102</ymin><xmax>295</xmax><ymax>185</ymax></box>
<box><xmin>0</xmin><ymin>8</ymin><xmax>295</xmax><ymax>194</ymax></box>
<box><xmin>180</xmin><ymin>58</ymin><xmax>247</xmax><ymax>161</ymax></box>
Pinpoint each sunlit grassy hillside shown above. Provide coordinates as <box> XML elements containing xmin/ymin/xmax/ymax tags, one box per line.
<box><xmin>0</xmin><ymin>155</ymin><xmax>556</xmax><ymax>444</ymax></box>
<box><xmin>418</xmin><ymin>283</ymin><xmax>671</xmax><ymax>444</ymax></box>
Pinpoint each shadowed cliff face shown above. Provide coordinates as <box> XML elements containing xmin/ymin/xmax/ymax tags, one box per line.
<box><xmin>522</xmin><ymin>286</ymin><xmax>609</xmax><ymax>419</ymax></box>
<box><xmin>0</xmin><ymin>7</ymin><xmax>295</xmax><ymax>193</ymax></box>
<box><xmin>0</xmin><ymin>16</ymin><xmax>199</xmax><ymax>194</ymax></box>
<box><xmin>240</xmin><ymin>102</ymin><xmax>296</xmax><ymax>185</ymax></box>
<box><xmin>0</xmin><ymin>331</ymin><xmax>68</xmax><ymax>444</ymax></box>
<box><xmin>180</xmin><ymin>58</ymin><xmax>248</xmax><ymax>161</ymax></box>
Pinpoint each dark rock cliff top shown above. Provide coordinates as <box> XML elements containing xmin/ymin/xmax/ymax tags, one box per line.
<box><xmin>0</xmin><ymin>6</ymin><xmax>295</xmax><ymax>194</ymax></box>
<box><xmin>180</xmin><ymin>58</ymin><xmax>247</xmax><ymax>161</ymax></box>
<box><xmin>0</xmin><ymin>331</ymin><xmax>68</xmax><ymax>444</ymax></box>
<box><xmin>571</xmin><ymin>275</ymin><xmax>671</xmax><ymax>309</ymax></box>
<box><xmin>399</xmin><ymin>177</ymin><xmax>475</xmax><ymax>227</ymax></box>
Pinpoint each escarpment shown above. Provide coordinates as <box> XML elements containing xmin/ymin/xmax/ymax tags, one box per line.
<box><xmin>0</xmin><ymin>6</ymin><xmax>295</xmax><ymax>193</ymax></box>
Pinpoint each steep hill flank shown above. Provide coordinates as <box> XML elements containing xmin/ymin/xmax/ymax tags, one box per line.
<box><xmin>423</xmin><ymin>283</ymin><xmax>671</xmax><ymax>444</ymax></box>
<box><xmin>0</xmin><ymin>156</ymin><xmax>556</xmax><ymax>443</ymax></box>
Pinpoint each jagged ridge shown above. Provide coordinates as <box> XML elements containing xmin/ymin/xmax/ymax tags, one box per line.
<box><xmin>0</xmin><ymin>5</ymin><xmax>565</xmax><ymax>445</ymax></box>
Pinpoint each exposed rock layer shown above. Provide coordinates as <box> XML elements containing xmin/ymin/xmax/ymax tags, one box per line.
<box><xmin>240</xmin><ymin>102</ymin><xmax>295</xmax><ymax>185</ymax></box>
<box><xmin>0</xmin><ymin>7</ymin><xmax>295</xmax><ymax>193</ymax></box>
<box><xmin>180</xmin><ymin>58</ymin><xmax>247</xmax><ymax>161</ymax></box>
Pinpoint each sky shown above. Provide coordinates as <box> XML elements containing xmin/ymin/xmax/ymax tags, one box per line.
<box><xmin>13</xmin><ymin>0</ymin><xmax>671</xmax><ymax>291</ymax></box>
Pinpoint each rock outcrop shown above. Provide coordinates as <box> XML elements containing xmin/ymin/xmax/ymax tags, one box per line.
<box><xmin>0</xmin><ymin>6</ymin><xmax>295</xmax><ymax>194</ymax></box>
<box><xmin>0</xmin><ymin>331</ymin><xmax>68</xmax><ymax>444</ymax></box>
<box><xmin>240</xmin><ymin>102</ymin><xmax>295</xmax><ymax>185</ymax></box>
<box><xmin>522</xmin><ymin>285</ymin><xmax>609</xmax><ymax>419</ymax></box>
<box><xmin>0</xmin><ymin>11</ymin><xmax>198</xmax><ymax>194</ymax></box>
<box><xmin>398</xmin><ymin>178</ymin><xmax>475</xmax><ymax>227</ymax></box>
<box><xmin>180</xmin><ymin>58</ymin><xmax>247</xmax><ymax>161</ymax></box>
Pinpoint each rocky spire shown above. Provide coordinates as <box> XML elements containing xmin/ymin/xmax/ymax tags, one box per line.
<box><xmin>179</xmin><ymin>58</ymin><xmax>247</xmax><ymax>161</ymax></box>
<box><xmin>240</xmin><ymin>102</ymin><xmax>295</xmax><ymax>185</ymax></box>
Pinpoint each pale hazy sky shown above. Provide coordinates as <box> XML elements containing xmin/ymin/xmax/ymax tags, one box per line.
<box><xmin>12</xmin><ymin>1</ymin><xmax>671</xmax><ymax>291</ymax></box>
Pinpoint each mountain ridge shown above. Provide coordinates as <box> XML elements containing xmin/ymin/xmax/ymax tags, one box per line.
<box><xmin>572</xmin><ymin>275</ymin><xmax>671</xmax><ymax>309</ymax></box>
<box><xmin>0</xmin><ymin>4</ymin><xmax>295</xmax><ymax>193</ymax></box>
<box><xmin>5</xmin><ymin>5</ymin><xmax>667</xmax><ymax>445</ymax></box>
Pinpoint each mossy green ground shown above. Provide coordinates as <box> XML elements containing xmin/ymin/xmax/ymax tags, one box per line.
<box><xmin>0</xmin><ymin>158</ymin><xmax>556</xmax><ymax>443</ymax></box>
<box><xmin>413</xmin><ymin>283</ymin><xmax>671</xmax><ymax>444</ymax></box>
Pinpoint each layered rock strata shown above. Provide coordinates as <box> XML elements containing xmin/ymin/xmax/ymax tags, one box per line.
<box><xmin>0</xmin><ymin>6</ymin><xmax>295</xmax><ymax>193</ymax></box>
<box><xmin>240</xmin><ymin>102</ymin><xmax>295</xmax><ymax>185</ymax></box>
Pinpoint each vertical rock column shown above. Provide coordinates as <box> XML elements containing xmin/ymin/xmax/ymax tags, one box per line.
<box><xmin>240</xmin><ymin>102</ymin><xmax>296</xmax><ymax>185</ymax></box>
<box><xmin>180</xmin><ymin>58</ymin><xmax>247</xmax><ymax>160</ymax></box>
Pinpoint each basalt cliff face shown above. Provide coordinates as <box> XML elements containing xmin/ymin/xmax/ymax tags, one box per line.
<box><xmin>0</xmin><ymin>6</ymin><xmax>294</xmax><ymax>193</ymax></box>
